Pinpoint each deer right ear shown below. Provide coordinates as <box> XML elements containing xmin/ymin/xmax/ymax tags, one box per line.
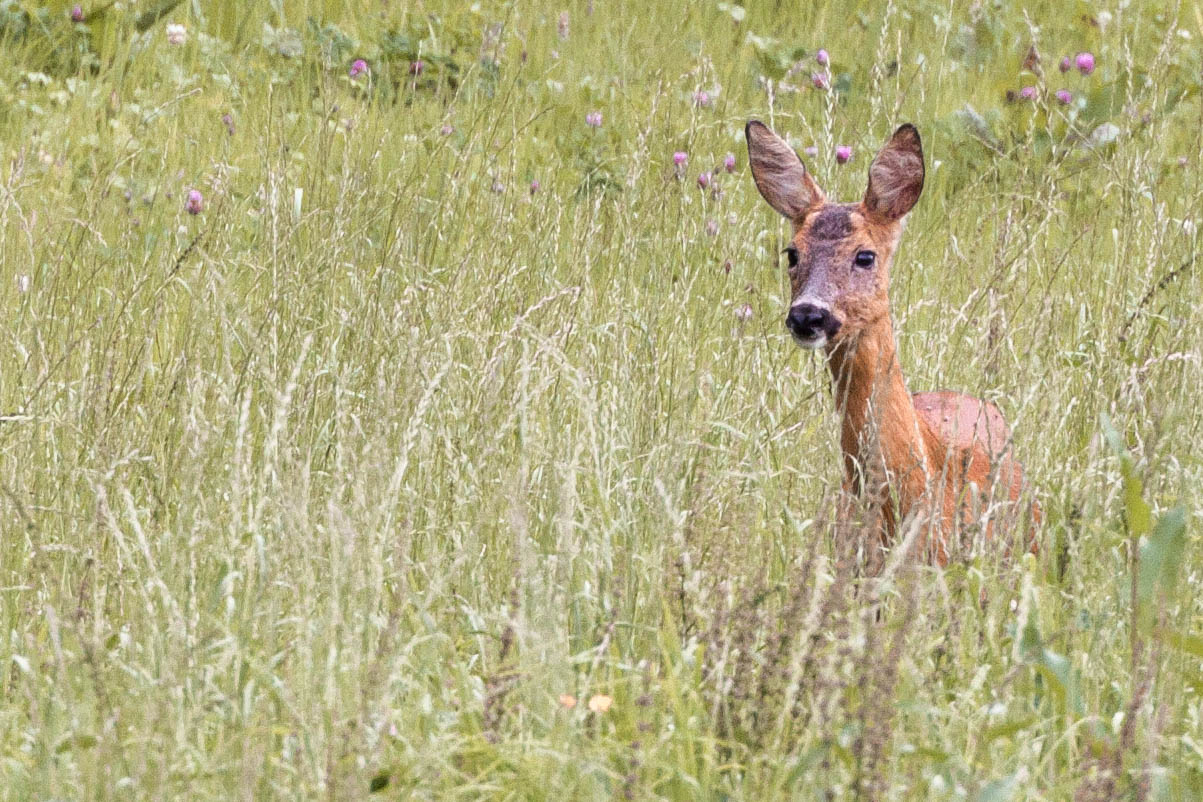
<box><xmin>746</xmin><ymin>121</ymin><xmax>824</xmax><ymax>221</ymax></box>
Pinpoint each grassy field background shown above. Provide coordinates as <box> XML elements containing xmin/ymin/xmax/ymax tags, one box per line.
<box><xmin>0</xmin><ymin>0</ymin><xmax>1201</xmax><ymax>798</ymax></box>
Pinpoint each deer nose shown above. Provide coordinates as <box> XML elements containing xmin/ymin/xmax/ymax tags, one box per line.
<box><xmin>786</xmin><ymin>304</ymin><xmax>838</xmax><ymax>340</ymax></box>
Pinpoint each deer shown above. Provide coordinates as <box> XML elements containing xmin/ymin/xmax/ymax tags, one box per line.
<box><xmin>745</xmin><ymin>120</ymin><xmax>1040</xmax><ymax>565</ymax></box>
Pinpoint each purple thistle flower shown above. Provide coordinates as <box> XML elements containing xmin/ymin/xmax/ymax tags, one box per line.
<box><xmin>440</xmin><ymin>124</ymin><xmax>454</xmax><ymax>136</ymax></box>
<box><xmin>673</xmin><ymin>151</ymin><xmax>688</xmax><ymax>167</ymax></box>
<box><xmin>835</xmin><ymin>145</ymin><xmax>852</xmax><ymax>164</ymax></box>
<box><xmin>811</xmin><ymin>72</ymin><xmax>829</xmax><ymax>90</ymax></box>
<box><xmin>1075</xmin><ymin>52</ymin><xmax>1095</xmax><ymax>75</ymax></box>
<box><xmin>1059</xmin><ymin>56</ymin><xmax>1072</xmax><ymax>73</ymax></box>
<box><xmin>705</xmin><ymin>219</ymin><xmax>719</xmax><ymax>236</ymax></box>
<box><xmin>529</xmin><ymin>179</ymin><xmax>540</xmax><ymax>194</ymax></box>
<box><xmin>803</xmin><ymin>145</ymin><xmax>819</xmax><ymax>158</ymax></box>
<box><xmin>723</xmin><ymin>153</ymin><xmax>736</xmax><ymax>173</ymax></box>
<box><xmin>349</xmin><ymin>59</ymin><xmax>368</xmax><ymax>78</ymax></box>
<box><xmin>409</xmin><ymin>60</ymin><xmax>424</xmax><ymax>75</ymax></box>
<box><xmin>1055</xmin><ymin>89</ymin><xmax>1073</xmax><ymax>104</ymax></box>
<box><xmin>221</xmin><ymin>113</ymin><xmax>235</xmax><ymax>136</ymax></box>
<box><xmin>585</xmin><ymin>111</ymin><xmax>603</xmax><ymax>128</ymax></box>
<box><xmin>186</xmin><ymin>189</ymin><xmax>204</xmax><ymax>215</ymax></box>
<box><xmin>816</xmin><ymin>48</ymin><xmax>829</xmax><ymax>67</ymax></box>
<box><xmin>697</xmin><ymin>171</ymin><xmax>712</xmax><ymax>190</ymax></box>
<box><xmin>1019</xmin><ymin>86</ymin><xmax>1037</xmax><ymax>100</ymax></box>
<box><xmin>693</xmin><ymin>90</ymin><xmax>712</xmax><ymax>108</ymax></box>
<box><xmin>70</xmin><ymin>4</ymin><xmax>83</xmax><ymax>22</ymax></box>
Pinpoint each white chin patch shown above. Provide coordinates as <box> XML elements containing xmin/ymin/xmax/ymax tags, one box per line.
<box><xmin>792</xmin><ymin>332</ymin><xmax>827</xmax><ymax>350</ymax></box>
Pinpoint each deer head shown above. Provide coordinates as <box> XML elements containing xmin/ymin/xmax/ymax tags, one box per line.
<box><xmin>746</xmin><ymin>121</ymin><xmax>925</xmax><ymax>349</ymax></box>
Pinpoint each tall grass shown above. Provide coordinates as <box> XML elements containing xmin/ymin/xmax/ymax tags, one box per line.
<box><xmin>0</xmin><ymin>0</ymin><xmax>1200</xmax><ymax>798</ymax></box>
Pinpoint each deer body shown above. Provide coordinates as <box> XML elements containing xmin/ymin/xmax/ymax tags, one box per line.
<box><xmin>746</xmin><ymin>121</ymin><xmax>1038</xmax><ymax>563</ymax></box>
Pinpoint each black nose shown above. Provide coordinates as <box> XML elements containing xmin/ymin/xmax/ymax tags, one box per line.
<box><xmin>786</xmin><ymin>304</ymin><xmax>837</xmax><ymax>340</ymax></box>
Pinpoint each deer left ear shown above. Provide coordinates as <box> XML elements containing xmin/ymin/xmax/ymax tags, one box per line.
<box><xmin>863</xmin><ymin>124</ymin><xmax>925</xmax><ymax>222</ymax></box>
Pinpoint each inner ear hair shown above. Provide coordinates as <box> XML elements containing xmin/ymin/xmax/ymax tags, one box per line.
<box><xmin>746</xmin><ymin>120</ymin><xmax>822</xmax><ymax>220</ymax></box>
<box><xmin>864</xmin><ymin>124</ymin><xmax>924</xmax><ymax>221</ymax></box>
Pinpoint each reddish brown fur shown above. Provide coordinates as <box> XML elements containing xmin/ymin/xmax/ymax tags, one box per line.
<box><xmin>746</xmin><ymin>121</ymin><xmax>1040</xmax><ymax>564</ymax></box>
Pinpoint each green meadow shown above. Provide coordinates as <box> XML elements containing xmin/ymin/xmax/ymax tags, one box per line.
<box><xmin>0</xmin><ymin>0</ymin><xmax>1200</xmax><ymax>798</ymax></box>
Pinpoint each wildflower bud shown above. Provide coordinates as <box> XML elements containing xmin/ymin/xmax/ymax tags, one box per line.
<box><xmin>697</xmin><ymin>171</ymin><xmax>711</xmax><ymax>189</ymax></box>
<box><xmin>1075</xmin><ymin>52</ymin><xmax>1095</xmax><ymax>75</ymax></box>
<box><xmin>349</xmin><ymin>59</ymin><xmax>368</xmax><ymax>78</ymax></box>
<box><xmin>835</xmin><ymin>145</ymin><xmax>852</xmax><ymax>164</ymax></box>
<box><xmin>186</xmin><ymin>189</ymin><xmax>203</xmax><ymax>215</ymax></box>
<box><xmin>723</xmin><ymin>153</ymin><xmax>736</xmax><ymax>173</ymax></box>
<box><xmin>529</xmin><ymin>179</ymin><xmax>540</xmax><ymax>194</ymax></box>
<box><xmin>409</xmin><ymin>60</ymin><xmax>424</xmax><ymax>75</ymax></box>
<box><xmin>1059</xmin><ymin>56</ymin><xmax>1072</xmax><ymax>73</ymax></box>
<box><xmin>816</xmin><ymin>48</ymin><xmax>829</xmax><ymax>66</ymax></box>
<box><xmin>585</xmin><ymin>111</ymin><xmax>603</xmax><ymax>128</ymax></box>
<box><xmin>70</xmin><ymin>5</ymin><xmax>83</xmax><ymax>22</ymax></box>
<box><xmin>221</xmin><ymin>113</ymin><xmax>235</xmax><ymax>136</ymax></box>
<box><xmin>811</xmin><ymin>72</ymin><xmax>828</xmax><ymax>90</ymax></box>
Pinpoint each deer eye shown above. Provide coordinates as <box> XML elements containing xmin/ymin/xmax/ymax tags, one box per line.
<box><xmin>784</xmin><ymin>247</ymin><xmax>799</xmax><ymax>268</ymax></box>
<box><xmin>853</xmin><ymin>250</ymin><xmax>876</xmax><ymax>269</ymax></box>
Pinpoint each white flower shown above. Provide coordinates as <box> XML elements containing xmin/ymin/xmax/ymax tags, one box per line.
<box><xmin>166</xmin><ymin>23</ymin><xmax>187</xmax><ymax>46</ymax></box>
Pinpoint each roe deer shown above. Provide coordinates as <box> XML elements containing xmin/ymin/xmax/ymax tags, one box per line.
<box><xmin>745</xmin><ymin>120</ymin><xmax>1040</xmax><ymax>564</ymax></box>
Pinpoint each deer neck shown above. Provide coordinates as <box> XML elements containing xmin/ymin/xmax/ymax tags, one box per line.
<box><xmin>825</xmin><ymin>317</ymin><xmax>933</xmax><ymax>510</ymax></box>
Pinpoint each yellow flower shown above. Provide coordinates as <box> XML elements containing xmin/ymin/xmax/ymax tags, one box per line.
<box><xmin>587</xmin><ymin>694</ymin><xmax>613</xmax><ymax>713</ymax></box>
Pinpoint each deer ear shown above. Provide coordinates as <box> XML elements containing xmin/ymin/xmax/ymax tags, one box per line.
<box><xmin>746</xmin><ymin>121</ymin><xmax>824</xmax><ymax>221</ymax></box>
<box><xmin>863</xmin><ymin>124</ymin><xmax>925</xmax><ymax>221</ymax></box>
